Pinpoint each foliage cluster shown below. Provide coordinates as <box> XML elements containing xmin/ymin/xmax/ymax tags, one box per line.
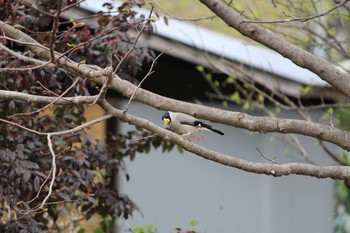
<box><xmin>0</xmin><ymin>0</ymin><xmax>173</xmax><ymax>232</ymax></box>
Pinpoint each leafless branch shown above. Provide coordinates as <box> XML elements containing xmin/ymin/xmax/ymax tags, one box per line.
<box><xmin>100</xmin><ymin>99</ymin><xmax>350</xmax><ymax>179</ymax></box>
<box><xmin>198</xmin><ymin>0</ymin><xmax>350</xmax><ymax>99</ymax></box>
<box><xmin>9</xmin><ymin>77</ymin><xmax>82</xmax><ymax>118</ymax></box>
<box><xmin>0</xmin><ymin>89</ymin><xmax>97</xmax><ymax>105</ymax></box>
<box><xmin>256</xmin><ymin>147</ymin><xmax>281</xmax><ymax>164</ymax></box>
<box><xmin>0</xmin><ymin>114</ymin><xmax>113</xmax><ymax>137</ymax></box>
<box><xmin>124</xmin><ymin>49</ymin><xmax>169</xmax><ymax>112</ymax></box>
<box><xmin>17</xmin><ymin>134</ymin><xmax>57</xmax><ymax>216</ymax></box>
<box><xmin>39</xmin><ymin>134</ymin><xmax>57</xmax><ymax>209</ymax></box>
<box><xmin>49</xmin><ymin>0</ymin><xmax>62</xmax><ymax>62</ymax></box>
<box><xmin>241</xmin><ymin>0</ymin><xmax>350</xmax><ymax>24</ymax></box>
<box><xmin>112</xmin><ymin>5</ymin><xmax>154</xmax><ymax>75</ymax></box>
<box><xmin>91</xmin><ymin>67</ymin><xmax>113</xmax><ymax>105</ymax></box>
<box><xmin>152</xmin><ymin>0</ymin><xmax>216</xmax><ymax>22</ymax></box>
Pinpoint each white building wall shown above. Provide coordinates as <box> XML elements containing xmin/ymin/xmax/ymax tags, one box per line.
<box><xmin>120</xmin><ymin>102</ymin><xmax>335</xmax><ymax>233</ymax></box>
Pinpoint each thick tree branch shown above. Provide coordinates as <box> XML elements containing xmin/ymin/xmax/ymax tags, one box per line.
<box><xmin>198</xmin><ymin>0</ymin><xmax>350</xmax><ymax>99</ymax></box>
<box><xmin>99</xmin><ymin>99</ymin><xmax>350</xmax><ymax>179</ymax></box>
<box><xmin>3</xmin><ymin>90</ymin><xmax>349</xmax><ymax>179</ymax></box>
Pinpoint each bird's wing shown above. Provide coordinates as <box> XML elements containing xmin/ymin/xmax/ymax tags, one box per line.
<box><xmin>170</xmin><ymin>112</ymin><xmax>224</xmax><ymax>135</ymax></box>
<box><xmin>180</xmin><ymin>120</ymin><xmax>224</xmax><ymax>135</ymax></box>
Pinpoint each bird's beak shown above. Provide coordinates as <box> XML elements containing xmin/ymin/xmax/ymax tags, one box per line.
<box><xmin>163</xmin><ymin>118</ymin><xmax>170</xmax><ymax>125</ymax></box>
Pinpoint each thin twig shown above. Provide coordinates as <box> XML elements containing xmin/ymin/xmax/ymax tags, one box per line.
<box><xmin>61</xmin><ymin>0</ymin><xmax>85</xmax><ymax>12</ymax></box>
<box><xmin>124</xmin><ymin>49</ymin><xmax>169</xmax><ymax>112</ymax></box>
<box><xmin>91</xmin><ymin>67</ymin><xmax>113</xmax><ymax>105</ymax></box>
<box><xmin>20</xmin><ymin>151</ymin><xmax>58</xmax><ymax>206</ymax></box>
<box><xmin>319</xmin><ymin>141</ymin><xmax>346</xmax><ymax>165</ymax></box>
<box><xmin>112</xmin><ymin>5</ymin><xmax>155</xmax><ymax>76</ymax></box>
<box><xmin>0</xmin><ymin>118</ymin><xmax>47</xmax><ymax>136</ymax></box>
<box><xmin>256</xmin><ymin>147</ymin><xmax>281</xmax><ymax>164</ymax></box>
<box><xmin>9</xmin><ymin>77</ymin><xmax>81</xmax><ymax>118</ymax></box>
<box><xmin>130</xmin><ymin>134</ymin><xmax>157</xmax><ymax>143</ymax></box>
<box><xmin>152</xmin><ymin>0</ymin><xmax>216</xmax><ymax>22</ymax></box>
<box><xmin>49</xmin><ymin>0</ymin><xmax>62</xmax><ymax>62</ymax></box>
<box><xmin>39</xmin><ymin>134</ymin><xmax>57</xmax><ymax>209</ymax></box>
<box><xmin>0</xmin><ymin>114</ymin><xmax>114</xmax><ymax>137</ymax></box>
<box><xmin>23</xmin><ymin>169</ymin><xmax>52</xmax><ymax>205</ymax></box>
<box><xmin>241</xmin><ymin>0</ymin><xmax>350</xmax><ymax>24</ymax></box>
<box><xmin>0</xmin><ymin>36</ymin><xmax>49</xmax><ymax>52</ymax></box>
<box><xmin>0</xmin><ymin>43</ymin><xmax>53</xmax><ymax>69</ymax></box>
<box><xmin>18</xmin><ymin>134</ymin><xmax>57</xmax><ymax>216</ymax></box>
<box><xmin>36</xmin><ymin>80</ymin><xmax>77</xmax><ymax>104</ymax></box>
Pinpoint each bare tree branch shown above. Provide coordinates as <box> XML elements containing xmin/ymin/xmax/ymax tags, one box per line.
<box><xmin>241</xmin><ymin>0</ymin><xmax>350</xmax><ymax>24</ymax></box>
<box><xmin>9</xmin><ymin>77</ymin><xmax>82</xmax><ymax>117</ymax></box>
<box><xmin>48</xmin><ymin>0</ymin><xmax>62</xmax><ymax>62</ymax></box>
<box><xmin>124</xmin><ymin>49</ymin><xmax>169</xmax><ymax>112</ymax></box>
<box><xmin>0</xmin><ymin>113</ymin><xmax>113</xmax><ymax>137</ymax></box>
<box><xmin>198</xmin><ymin>0</ymin><xmax>350</xmax><ymax>99</ymax></box>
<box><xmin>0</xmin><ymin>90</ymin><xmax>97</xmax><ymax>105</ymax></box>
<box><xmin>99</xmin><ymin>99</ymin><xmax>350</xmax><ymax>179</ymax></box>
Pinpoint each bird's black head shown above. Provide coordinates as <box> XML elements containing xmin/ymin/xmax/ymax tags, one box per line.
<box><xmin>162</xmin><ymin>112</ymin><xmax>171</xmax><ymax>125</ymax></box>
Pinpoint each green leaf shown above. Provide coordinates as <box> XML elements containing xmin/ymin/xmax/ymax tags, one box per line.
<box><xmin>257</xmin><ymin>94</ymin><xmax>264</xmax><ymax>103</ymax></box>
<box><xmin>206</xmin><ymin>73</ymin><xmax>212</xmax><ymax>81</ymax></box>
<box><xmin>225</xmin><ymin>76</ymin><xmax>234</xmax><ymax>84</ymax></box>
<box><xmin>93</xmin><ymin>227</ymin><xmax>105</xmax><ymax>233</ymax></box>
<box><xmin>13</xmin><ymin>24</ymin><xmax>26</xmax><ymax>30</ymax></box>
<box><xmin>243</xmin><ymin>83</ymin><xmax>252</xmax><ymax>89</ymax></box>
<box><xmin>177</xmin><ymin>146</ymin><xmax>184</xmax><ymax>154</ymax></box>
<box><xmin>327</xmin><ymin>27</ymin><xmax>336</xmax><ymax>37</ymax></box>
<box><xmin>77</xmin><ymin>228</ymin><xmax>86</xmax><ymax>233</ymax></box>
<box><xmin>189</xmin><ymin>218</ymin><xmax>199</xmax><ymax>228</ymax></box>
<box><xmin>230</xmin><ymin>92</ymin><xmax>241</xmax><ymax>104</ymax></box>
<box><xmin>133</xmin><ymin>226</ymin><xmax>145</xmax><ymax>233</ymax></box>
<box><xmin>322</xmin><ymin>107</ymin><xmax>334</xmax><ymax>121</ymax></box>
<box><xmin>147</xmin><ymin>17</ymin><xmax>158</xmax><ymax>22</ymax></box>
<box><xmin>100</xmin><ymin>214</ymin><xmax>112</xmax><ymax>225</ymax></box>
<box><xmin>243</xmin><ymin>102</ymin><xmax>250</xmax><ymax>110</ymax></box>
<box><xmin>301</xmin><ymin>85</ymin><xmax>312</xmax><ymax>95</ymax></box>
<box><xmin>214</xmin><ymin>80</ymin><xmax>220</xmax><ymax>87</ymax></box>
<box><xmin>196</xmin><ymin>65</ymin><xmax>204</xmax><ymax>73</ymax></box>
<box><xmin>274</xmin><ymin>107</ymin><xmax>281</xmax><ymax>114</ymax></box>
<box><xmin>145</xmin><ymin>224</ymin><xmax>155</xmax><ymax>233</ymax></box>
<box><xmin>66</xmin><ymin>42</ymin><xmax>76</xmax><ymax>47</ymax></box>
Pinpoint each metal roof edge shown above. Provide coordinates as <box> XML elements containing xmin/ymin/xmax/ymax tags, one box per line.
<box><xmin>80</xmin><ymin>0</ymin><xmax>328</xmax><ymax>87</ymax></box>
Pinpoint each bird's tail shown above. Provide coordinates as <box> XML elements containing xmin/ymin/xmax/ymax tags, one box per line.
<box><xmin>201</xmin><ymin>122</ymin><xmax>224</xmax><ymax>135</ymax></box>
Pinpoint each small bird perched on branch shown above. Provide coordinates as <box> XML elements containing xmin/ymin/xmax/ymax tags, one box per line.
<box><xmin>162</xmin><ymin>111</ymin><xmax>224</xmax><ymax>136</ymax></box>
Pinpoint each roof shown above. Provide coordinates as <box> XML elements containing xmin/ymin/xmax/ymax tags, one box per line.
<box><xmin>80</xmin><ymin>0</ymin><xmax>327</xmax><ymax>87</ymax></box>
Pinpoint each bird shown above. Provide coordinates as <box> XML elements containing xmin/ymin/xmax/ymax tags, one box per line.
<box><xmin>161</xmin><ymin>111</ymin><xmax>224</xmax><ymax>136</ymax></box>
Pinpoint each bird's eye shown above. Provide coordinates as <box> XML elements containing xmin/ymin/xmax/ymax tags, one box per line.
<box><xmin>193</xmin><ymin>121</ymin><xmax>201</xmax><ymax>127</ymax></box>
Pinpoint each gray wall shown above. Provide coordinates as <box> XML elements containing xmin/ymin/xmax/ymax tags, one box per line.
<box><xmin>120</xmin><ymin>102</ymin><xmax>335</xmax><ymax>233</ymax></box>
